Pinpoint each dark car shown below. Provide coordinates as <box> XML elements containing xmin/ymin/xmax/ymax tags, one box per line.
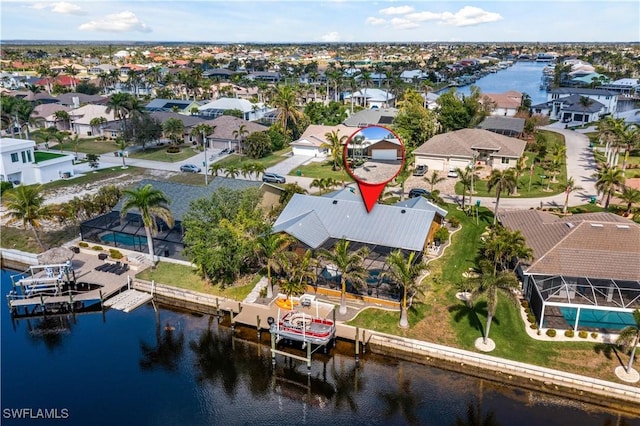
<box><xmin>262</xmin><ymin>172</ymin><xmax>286</xmax><ymax>183</ymax></box>
<box><xmin>408</xmin><ymin>188</ymin><xmax>431</xmax><ymax>199</ymax></box>
<box><xmin>180</xmin><ymin>164</ymin><xmax>201</xmax><ymax>173</ymax></box>
<box><xmin>413</xmin><ymin>164</ymin><xmax>428</xmax><ymax>176</ymax></box>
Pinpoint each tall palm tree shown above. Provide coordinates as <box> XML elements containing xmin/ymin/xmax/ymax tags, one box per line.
<box><xmin>321</xmin><ymin>130</ymin><xmax>347</xmax><ymax>171</ymax></box>
<box><xmin>255</xmin><ymin>232</ymin><xmax>294</xmax><ymax>298</ymax></box>
<box><xmin>486</xmin><ymin>169</ymin><xmax>517</xmax><ymax>225</ymax></box>
<box><xmin>281</xmin><ymin>249</ymin><xmax>316</xmax><ymax>303</ymax></box>
<box><xmin>192</xmin><ymin>123</ymin><xmax>215</xmax><ymax>148</ymax></box>
<box><xmin>272</xmin><ymin>85</ymin><xmax>303</xmax><ymax>134</ymax></box>
<box><xmin>120</xmin><ymin>184</ymin><xmax>174</xmax><ymax>263</ymax></box>
<box><xmin>594</xmin><ymin>165</ymin><xmax>625</xmax><ymax>209</ymax></box>
<box><xmin>618</xmin><ymin>123</ymin><xmax>640</xmax><ymax>173</ymax></box>
<box><xmin>562</xmin><ymin>177</ymin><xmax>583</xmax><ymax>214</ymax></box>
<box><xmin>53</xmin><ymin>110</ymin><xmax>71</xmax><ymax>132</ymax></box>
<box><xmin>232</xmin><ymin>124</ymin><xmax>249</xmax><ymax>154</ymax></box>
<box><xmin>163</xmin><ymin>117</ymin><xmax>185</xmax><ymax>146</ymax></box>
<box><xmin>616</xmin><ymin>309</ymin><xmax>640</xmax><ymax>375</ymax></box>
<box><xmin>469</xmin><ymin>259</ymin><xmax>519</xmax><ymax>348</ymax></box>
<box><xmin>116</xmin><ymin>138</ymin><xmax>128</xmax><ymax>167</ymax></box>
<box><xmin>3</xmin><ymin>185</ymin><xmax>52</xmax><ymax>250</ymax></box>
<box><xmin>512</xmin><ymin>157</ymin><xmax>528</xmax><ymax>195</ymax></box>
<box><xmin>424</xmin><ymin>170</ymin><xmax>445</xmax><ymax>192</ymax></box>
<box><xmin>456</xmin><ymin>167</ymin><xmax>472</xmax><ymax>211</ymax></box>
<box><xmin>619</xmin><ymin>186</ymin><xmax>640</xmax><ymax>216</ymax></box>
<box><xmin>105</xmin><ymin>92</ymin><xmax>131</xmax><ymax>123</ymax></box>
<box><xmin>381</xmin><ymin>250</ymin><xmax>428</xmax><ymax>328</ymax></box>
<box><xmin>578</xmin><ymin>96</ymin><xmax>594</xmax><ymax>123</ymax></box>
<box><xmin>317</xmin><ymin>239</ymin><xmax>369</xmax><ymax>315</ymax></box>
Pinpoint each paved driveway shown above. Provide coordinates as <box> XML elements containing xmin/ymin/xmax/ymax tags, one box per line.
<box><xmin>266</xmin><ymin>153</ymin><xmax>313</xmax><ymax>175</ymax></box>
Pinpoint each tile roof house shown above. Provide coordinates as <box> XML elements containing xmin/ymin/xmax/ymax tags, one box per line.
<box><xmin>273</xmin><ymin>188</ymin><xmax>447</xmax><ymax>252</ymax></box>
<box><xmin>344</xmin><ymin>88</ymin><xmax>395</xmax><ymax>109</ymax></box>
<box><xmin>413</xmin><ymin>128</ymin><xmax>526</xmax><ymax>172</ymax></box>
<box><xmin>205</xmin><ymin>115</ymin><xmax>269</xmax><ymax>151</ymax></box>
<box><xmin>44</xmin><ymin>104</ymin><xmax>118</xmax><ymax>136</ymax></box>
<box><xmin>289</xmin><ymin>124</ymin><xmax>353</xmax><ymax>157</ymax></box>
<box><xmin>481</xmin><ymin>90</ymin><xmax>522</xmax><ymax>117</ymax></box>
<box><xmin>198</xmin><ymin>97</ymin><xmax>270</xmax><ymax>121</ymax></box>
<box><xmin>498</xmin><ymin>209</ymin><xmax>640</xmax><ymax>332</ymax></box>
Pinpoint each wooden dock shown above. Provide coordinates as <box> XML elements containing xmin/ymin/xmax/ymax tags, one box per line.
<box><xmin>103</xmin><ymin>289</ymin><xmax>153</xmax><ymax>313</ymax></box>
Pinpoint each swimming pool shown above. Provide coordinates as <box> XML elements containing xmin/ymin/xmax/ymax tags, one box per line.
<box><xmin>559</xmin><ymin>307</ymin><xmax>636</xmax><ymax>330</ymax></box>
<box><xmin>101</xmin><ymin>233</ymin><xmax>147</xmax><ymax>247</ymax></box>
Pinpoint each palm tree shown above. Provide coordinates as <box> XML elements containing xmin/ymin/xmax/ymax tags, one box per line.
<box><xmin>209</xmin><ymin>163</ymin><xmax>224</xmax><ymax>177</ymax></box>
<box><xmin>321</xmin><ymin>130</ymin><xmax>347</xmax><ymax>171</ymax></box>
<box><xmin>120</xmin><ymin>184</ymin><xmax>174</xmax><ymax>263</ymax></box>
<box><xmin>255</xmin><ymin>232</ymin><xmax>294</xmax><ymax>298</ymax></box>
<box><xmin>105</xmin><ymin>92</ymin><xmax>131</xmax><ymax>123</ymax></box>
<box><xmin>116</xmin><ymin>138</ymin><xmax>128</xmax><ymax>167</ymax></box>
<box><xmin>619</xmin><ymin>186</ymin><xmax>640</xmax><ymax>216</ymax></box>
<box><xmin>424</xmin><ymin>170</ymin><xmax>445</xmax><ymax>192</ymax></box>
<box><xmin>317</xmin><ymin>239</ymin><xmax>369</xmax><ymax>315</ymax></box>
<box><xmin>456</xmin><ymin>167</ymin><xmax>472</xmax><ymax>211</ymax></box>
<box><xmin>89</xmin><ymin>117</ymin><xmax>107</xmax><ymax>137</ymax></box>
<box><xmin>381</xmin><ymin>250</ymin><xmax>428</xmax><ymax>328</ymax></box>
<box><xmin>562</xmin><ymin>177</ymin><xmax>583</xmax><ymax>214</ymax></box>
<box><xmin>3</xmin><ymin>185</ymin><xmax>52</xmax><ymax>250</ymax></box>
<box><xmin>163</xmin><ymin>117</ymin><xmax>185</xmax><ymax>146</ymax></box>
<box><xmin>232</xmin><ymin>124</ymin><xmax>249</xmax><ymax>154</ymax></box>
<box><xmin>616</xmin><ymin>309</ymin><xmax>640</xmax><ymax>376</ymax></box>
<box><xmin>469</xmin><ymin>259</ymin><xmax>519</xmax><ymax>348</ymax></box>
<box><xmin>272</xmin><ymin>85</ymin><xmax>303</xmax><ymax>134</ymax></box>
<box><xmin>192</xmin><ymin>123</ymin><xmax>215</xmax><ymax>148</ymax></box>
<box><xmin>224</xmin><ymin>166</ymin><xmax>240</xmax><ymax>179</ymax></box>
<box><xmin>310</xmin><ymin>178</ymin><xmax>327</xmax><ymax>194</ymax></box>
<box><xmin>512</xmin><ymin>157</ymin><xmax>528</xmax><ymax>195</ymax></box>
<box><xmin>618</xmin><ymin>123</ymin><xmax>640</xmax><ymax>173</ymax></box>
<box><xmin>486</xmin><ymin>169</ymin><xmax>517</xmax><ymax>225</ymax></box>
<box><xmin>281</xmin><ymin>249</ymin><xmax>316</xmax><ymax>304</ymax></box>
<box><xmin>594</xmin><ymin>165</ymin><xmax>625</xmax><ymax>209</ymax></box>
<box><xmin>53</xmin><ymin>110</ymin><xmax>71</xmax><ymax>132</ymax></box>
<box><xmin>578</xmin><ymin>96</ymin><xmax>594</xmax><ymax>123</ymax></box>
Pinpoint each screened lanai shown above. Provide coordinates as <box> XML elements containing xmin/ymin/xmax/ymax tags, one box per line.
<box><xmin>524</xmin><ymin>274</ymin><xmax>640</xmax><ymax>332</ymax></box>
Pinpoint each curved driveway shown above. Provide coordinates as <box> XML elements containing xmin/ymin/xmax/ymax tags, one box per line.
<box><xmin>445</xmin><ymin>125</ymin><xmax>599</xmax><ymax>212</ymax></box>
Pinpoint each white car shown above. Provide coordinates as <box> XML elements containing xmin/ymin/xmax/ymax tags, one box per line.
<box><xmin>447</xmin><ymin>169</ymin><xmax>458</xmax><ymax>178</ymax></box>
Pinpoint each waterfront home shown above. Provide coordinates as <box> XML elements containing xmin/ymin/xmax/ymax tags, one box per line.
<box><xmin>342</xmin><ymin>108</ymin><xmax>398</xmax><ymax>128</ymax></box>
<box><xmin>145</xmin><ymin>98</ymin><xmax>204</xmax><ymax>115</ymax></box>
<box><xmin>482</xmin><ymin>90</ymin><xmax>522</xmax><ymax>117</ymax></box>
<box><xmin>0</xmin><ymin>138</ymin><xmax>75</xmax><ymax>185</ymax></box>
<box><xmin>343</xmin><ymin>88</ymin><xmax>395</xmax><ymax>109</ymax></box>
<box><xmin>413</xmin><ymin>129</ymin><xmax>526</xmax><ymax>172</ymax></box>
<box><xmin>498</xmin><ymin>210</ymin><xmax>640</xmax><ymax>332</ymax></box>
<box><xmin>532</xmin><ymin>88</ymin><xmax>619</xmax><ymax>123</ymax></box>
<box><xmin>80</xmin><ymin>178</ymin><xmax>266</xmax><ymax>260</ymax></box>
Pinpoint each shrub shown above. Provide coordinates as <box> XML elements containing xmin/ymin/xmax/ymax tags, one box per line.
<box><xmin>434</xmin><ymin>227</ymin><xmax>449</xmax><ymax>243</ymax></box>
<box><xmin>527</xmin><ymin>314</ymin><xmax>536</xmax><ymax>324</ymax></box>
<box><xmin>521</xmin><ymin>300</ymin><xmax>529</xmax><ymax>309</ymax></box>
<box><xmin>78</xmin><ymin>241</ymin><xmax>89</xmax><ymax>248</ymax></box>
<box><xmin>109</xmin><ymin>249</ymin><xmax>123</xmax><ymax>259</ymax></box>
<box><xmin>591</xmin><ymin>332</ymin><xmax>599</xmax><ymax>339</ymax></box>
<box><xmin>92</xmin><ymin>245</ymin><xmax>103</xmax><ymax>251</ymax></box>
<box><xmin>166</xmin><ymin>146</ymin><xmax>180</xmax><ymax>153</ymax></box>
<box><xmin>564</xmin><ymin>330</ymin><xmax>575</xmax><ymax>338</ymax></box>
<box><xmin>578</xmin><ymin>330</ymin><xmax>588</xmax><ymax>339</ymax></box>
<box><xmin>546</xmin><ymin>329</ymin><xmax>556</xmax><ymax>337</ymax></box>
<box><xmin>259</xmin><ymin>287</ymin><xmax>268</xmax><ymax>298</ymax></box>
<box><xmin>448</xmin><ymin>217</ymin><xmax>460</xmax><ymax>228</ymax></box>
<box><xmin>530</xmin><ymin>323</ymin><xmax>538</xmax><ymax>330</ymax></box>
<box><xmin>0</xmin><ymin>181</ymin><xmax>13</xmax><ymax>196</ymax></box>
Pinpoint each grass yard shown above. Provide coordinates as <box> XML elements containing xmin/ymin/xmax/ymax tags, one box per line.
<box><xmin>46</xmin><ymin>137</ymin><xmax>120</xmax><ymax>155</ymax></box>
<box><xmin>0</xmin><ymin>225</ymin><xmax>79</xmax><ymax>253</ymax></box>
<box><xmin>294</xmin><ymin>160</ymin><xmax>354</xmax><ymax>182</ymax></box>
<box><xmin>39</xmin><ymin>166</ymin><xmax>150</xmax><ymax>191</ymax></box>
<box><xmin>129</xmin><ymin>145</ymin><xmax>199</xmax><ymax>162</ymax></box>
<box><xmin>347</xmin><ymin>203</ymin><xmax>630</xmax><ymax>382</ymax></box>
<box><xmin>136</xmin><ymin>261</ymin><xmax>258</xmax><ymax>301</ymax></box>
<box><xmin>212</xmin><ymin>148</ymin><xmax>292</xmax><ymax>170</ymax></box>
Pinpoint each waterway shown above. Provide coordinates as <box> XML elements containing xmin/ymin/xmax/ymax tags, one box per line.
<box><xmin>449</xmin><ymin>61</ymin><xmax>550</xmax><ymax>106</ymax></box>
<box><xmin>1</xmin><ymin>268</ymin><xmax>638</xmax><ymax>426</ymax></box>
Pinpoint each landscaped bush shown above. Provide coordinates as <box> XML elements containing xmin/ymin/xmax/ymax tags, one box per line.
<box><xmin>530</xmin><ymin>323</ymin><xmax>538</xmax><ymax>330</ymax></box>
<box><xmin>578</xmin><ymin>330</ymin><xmax>588</xmax><ymax>339</ymax></box>
<box><xmin>448</xmin><ymin>217</ymin><xmax>460</xmax><ymax>228</ymax></box>
<box><xmin>521</xmin><ymin>300</ymin><xmax>529</xmax><ymax>309</ymax></box>
<box><xmin>564</xmin><ymin>330</ymin><xmax>574</xmax><ymax>338</ymax></box>
<box><xmin>527</xmin><ymin>314</ymin><xmax>536</xmax><ymax>324</ymax></box>
<box><xmin>434</xmin><ymin>227</ymin><xmax>449</xmax><ymax>243</ymax></box>
<box><xmin>591</xmin><ymin>332</ymin><xmax>599</xmax><ymax>339</ymax></box>
<box><xmin>78</xmin><ymin>241</ymin><xmax>89</xmax><ymax>248</ymax></box>
<box><xmin>0</xmin><ymin>181</ymin><xmax>13</xmax><ymax>196</ymax></box>
<box><xmin>546</xmin><ymin>329</ymin><xmax>556</xmax><ymax>337</ymax></box>
<box><xmin>109</xmin><ymin>249</ymin><xmax>123</xmax><ymax>259</ymax></box>
<box><xmin>166</xmin><ymin>146</ymin><xmax>180</xmax><ymax>153</ymax></box>
<box><xmin>92</xmin><ymin>245</ymin><xmax>103</xmax><ymax>251</ymax></box>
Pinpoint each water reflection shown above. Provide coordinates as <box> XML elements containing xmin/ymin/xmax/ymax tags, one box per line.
<box><xmin>26</xmin><ymin>315</ymin><xmax>73</xmax><ymax>352</ymax></box>
<box><xmin>453</xmin><ymin>400</ymin><xmax>500</xmax><ymax>426</ymax></box>
<box><xmin>139</xmin><ymin>309</ymin><xmax>185</xmax><ymax>372</ymax></box>
<box><xmin>378</xmin><ymin>363</ymin><xmax>423</xmax><ymax>425</ymax></box>
<box><xmin>331</xmin><ymin>357</ymin><xmax>364</xmax><ymax>412</ymax></box>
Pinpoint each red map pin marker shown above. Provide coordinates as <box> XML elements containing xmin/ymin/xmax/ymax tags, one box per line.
<box><xmin>343</xmin><ymin>125</ymin><xmax>405</xmax><ymax>213</ymax></box>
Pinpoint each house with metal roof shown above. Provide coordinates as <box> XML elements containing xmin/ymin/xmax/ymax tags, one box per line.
<box><xmin>272</xmin><ymin>188</ymin><xmax>447</xmax><ymax>253</ymax></box>
<box><xmin>413</xmin><ymin>128</ymin><xmax>526</xmax><ymax>172</ymax></box>
<box><xmin>498</xmin><ymin>209</ymin><xmax>640</xmax><ymax>333</ymax></box>
<box><xmin>80</xmin><ymin>178</ymin><xmax>264</xmax><ymax>260</ymax></box>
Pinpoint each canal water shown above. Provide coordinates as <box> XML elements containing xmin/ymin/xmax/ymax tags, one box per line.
<box><xmin>1</xmin><ymin>268</ymin><xmax>638</xmax><ymax>426</ymax></box>
<box><xmin>450</xmin><ymin>61</ymin><xmax>550</xmax><ymax>106</ymax></box>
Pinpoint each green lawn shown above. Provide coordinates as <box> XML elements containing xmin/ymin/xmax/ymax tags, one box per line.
<box><xmin>129</xmin><ymin>145</ymin><xmax>199</xmax><ymax>162</ymax></box>
<box><xmin>135</xmin><ymin>261</ymin><xmax>257</xmax><ymax>301</ymax></box>
<box><xmin>212</xmin><ymin>148</ymin><xmax>292</xmax><ymax>170</ymax></box>
<box><xmin>294</xmin><ymin>160</ymin><xmax>354</xmax><ymax>182</ymax></box>
<box><xmin>34</xmin><ymin>151</ymin><xmax>66</xmax><ymax>162</ymax></box>
<box><xmin>46</xmin><ymin>137</ymin><xmax>119</xmax><ymax>155</ymax></box>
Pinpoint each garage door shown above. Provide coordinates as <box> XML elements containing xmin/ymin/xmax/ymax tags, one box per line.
<box><xmin>372</xmin><ymin>149</ymin><xmax>397</xmax><ymax>160</ymax></box>
<box><xmin>420</xmin><ymin>158</ymin><xmax>445</xmax><ymax>171</ymax></box>
<box><xmin>292</xmin><ymin>146</ymin><xmax>318</xmax><ymax>156</ymax></box>
<box><xmin>450</xmin><ymin>159</ymin><xmax>470</xmax><ymax>170</ymax></box>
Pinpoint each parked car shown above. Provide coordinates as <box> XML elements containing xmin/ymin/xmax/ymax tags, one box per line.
<box><xmin>413</xmin><ymin>165</ymin><xmax>428</xmax><ymax>176</ymax></box>
<box><xmin>447</xmin><ymin>168</ymin><xmax>459</xmax><ymax>178</ymax></box>
<box><xmin>262</xmin><ymin>172</ymin><xmax>286</xmax><ymax>183</ymax></box>
<box><xmin>408</xmin><ymin>188</ymin><xmax>431</xmax><ymax>199</ymax></box>
<box><xmin>180</xmin><ymin>164</ymin><xmax>201</xmax><ymax>173</ymax></box>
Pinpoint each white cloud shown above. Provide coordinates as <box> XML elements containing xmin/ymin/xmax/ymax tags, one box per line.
<box><xmin>365</xmin><ymin>16</ymin><xmax>386</xmax><ymax>26</ymax></box>
<box><xmin>78</xmin><ymin>11</ymin><xmax>152</xmax><ymax>33</ymax></box>
<box><xmin>390</xmin><ymin>17</ymin><xmax>419</xmax><ymax>30</ymax></box>
<box><xmin>379</xmin><ymin>6</ymin><xmax>415</xmax><ymax>16</ymax></box>
<box><xmin>320</xmin><ymin>31</ymin><xmax>341</xmax><ymax>42</ymax></box>
<box><xmin>51</xmin><ymin>2</ymin><xmax>85</xmax><ymax>15</ymax></box>
<box><xmin>29</xmin><ymin>2</ymin><xmax>85</xmax><ymax>15</ymax></box>
<box><xmin>442</xmin><ymin>6</ymin><xmax>503</xmax><ymax>27</ymax></box>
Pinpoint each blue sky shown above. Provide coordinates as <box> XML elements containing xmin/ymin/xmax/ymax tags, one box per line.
<box><xmin>1</xmin><ymin>1</ymin><xmax>638</xmax><ymax>43</ymax></box>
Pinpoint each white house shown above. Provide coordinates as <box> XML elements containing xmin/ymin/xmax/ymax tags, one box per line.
<box><xmin>44</xmin><ymin>104</ymin><xmax>118</xmax><ymax>137</ymax></box>
<box><xmin>290</xmin><ymin>124</ymin><xmax>352</xmax><ymax>157</ymax></box>
<box><xmin>1</xmin><ymin>138</ymin><xmax>75</xmax><ymax>185</ymax></box>
<box><xmin>198</xmin><ymin>97</ymin><xmax>270</xmax><ymax>121</ymax></box>
<box><xmin>344</xmin><ymin>88</ymin><xmax>395</xmax><ymax>109</ymax></box>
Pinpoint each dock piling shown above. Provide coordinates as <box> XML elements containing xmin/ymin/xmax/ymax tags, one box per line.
<box><xmin>307</xmin><ymin>342</ymin><xmax>312</xmax><ymax>374</ymax></box>
<box><xmin>271</xmin><ymin>332</ymin><xmax>276</xmax><ymax>366</ymax></box>
<box><xmin>355</xmin><ymin>326</ymin><xmax>360</xmax><ymax>365</ymax></box>
<box><xmin>256</xmin><ymin>315</ymin><xmax>261</xmax><ymax>340</ymax></box>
